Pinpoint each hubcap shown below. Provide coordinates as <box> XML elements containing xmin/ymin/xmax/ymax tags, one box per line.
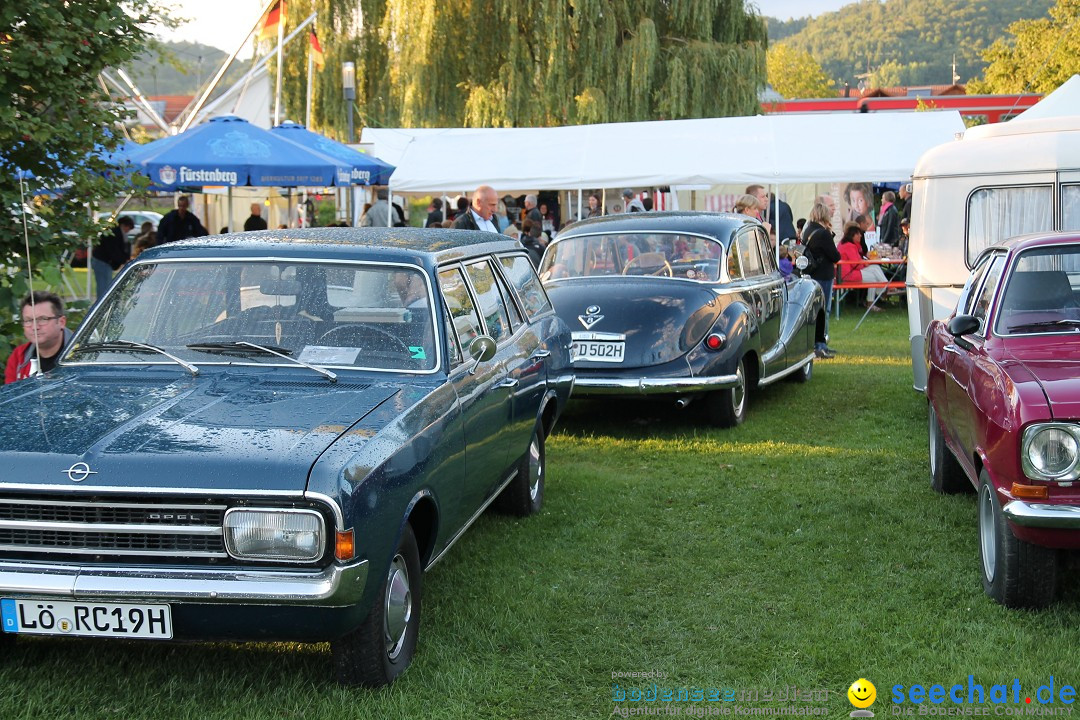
<box><xmin>384</xmin><ymin>554</ymin><xmax>412</xmax><ymax>660</ymax></box>
<box><xmin>979</xmin><ymin>485</ymin><xmax>997</xmax><ymax>582</ymax></box>
<box><xmin>732</xmin><ymin>363</ymin><xmax>746</xmax><ymax>416</ymax></box>
<box><xmin>527</xmin><ymin>435</ymin><xmax>542</xmax><ymax>502</ymax></box>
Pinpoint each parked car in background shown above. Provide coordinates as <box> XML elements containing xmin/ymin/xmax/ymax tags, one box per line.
<box><xmin>95</xmin><ymin>210</ymin><xmax>163</xmax><ymax>239</ymax></box>
<box><xmin>539</xmin><ymin>212</ymin><xmax>823</xmax><ymax>427</ymax></box>
<box><xmin>925</xmin><ymin>232</ymin><xmax>1080</xmax><ymax>608</ymax></box>
<box><xmin>0</xmin><ymin>228</ymin><xmax>573</xmax><ymax>686</ymax></box>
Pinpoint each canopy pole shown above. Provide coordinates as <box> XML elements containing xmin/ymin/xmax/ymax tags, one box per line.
<box><xmin>387</xmin><ymin>182</ymin><xmax>393</xmax><ymax>227</ymax></box>
<box><xmin>273</xmin><ymin>13</ymin><xmax>284</xmax><ymax>126</ymax></box>
<box><xmin>601</xmin><ymin>189</ymin><xmax>605</xmax><ymax>216</ymax></box>
<box><xmin>227</xmin><ymin>187</ymin><xmax>233</xmax><ymax>233</ymax></box>
<box><xmin>305</xmin><ymin>54</ymin><xmax>313</xmax><ymax>129</ymax></box>
<box><xmin>577</xmin><ymin>189</ymin><xmax>583</xmax><ymax>221</ymax></box>
<box><xmin>773</xmin><ymin>184</ymin><xmax>780</xmax><ymax>266</ymax></box>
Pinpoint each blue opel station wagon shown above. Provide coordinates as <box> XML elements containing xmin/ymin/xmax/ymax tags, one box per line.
<box><xmin>0</xmin><ymin>228</ymin><xmax>573</xmax><ymax>686</ymax></box>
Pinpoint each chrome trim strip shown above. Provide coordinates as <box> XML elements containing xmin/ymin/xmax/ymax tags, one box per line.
<box><xmin>1002</xmin><ymin>500</ymin><xmax>1080</xmax><ymax>529</ymax></box>
<box><xmin>0</xmin><ymin>520</ymin><xmax>222</xmax><ymax>535</ymax></box>
<box><xmin>758</xmin><ymin>353</ymin><xmax>815</xmax><ymax>387</ymax></box>
<box><xmin>570</xmin><ymin>332</ymin><xmax>626</xmax><ymax>342</ymax></box>
<box><xmin>303</xmin><ymin>491</ymin><xmax>345</xmax><ymax>530</ymax></box>
<box><xmin>0</xmin><ymin>558</ymin><xmax>369</xmax><ymax>605</ymax></box>
<box><xmin>0</xmin><ymin>545</ymin><xmax>226</xmax><ymax>558</ymax></box>
<box><xmin>0</xmin><ymin>485</ymin><xmax>306</xmax><ymax>497</ymax></box>
<box><xmin>426</xmin><ymin>469</ymin><xmax>518</xmax><ymax>570</ymax></box>
<box><xmin>0</xmin><ymin>498</ymin><xmax>228</xmax><ymax>511</ymax></box>
<box><xmin>572</xmin><ymin>374</ymin><xmax>738</xmax><ymax>395</ymax></box>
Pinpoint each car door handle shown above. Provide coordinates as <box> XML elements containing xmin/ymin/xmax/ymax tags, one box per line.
<box><xmin>530</xmin><ymin>349</ymin><xmax>551</xmax><ymax>361</ymax></box>
<box><xmin>497</xmin><ymin>378</ymin><xmax>519</xmax><ymax>388</ymax></box>
<box><xmin>944</xmin><ymin>344</ymin><xmax>963</xmax><ymax>356</ymax></box>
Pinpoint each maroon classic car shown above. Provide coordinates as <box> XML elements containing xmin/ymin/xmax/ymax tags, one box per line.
<box><xmin>926</xmin><ymin>232</ymin><xmax>1080</xmax><ymax>608</ymax></box>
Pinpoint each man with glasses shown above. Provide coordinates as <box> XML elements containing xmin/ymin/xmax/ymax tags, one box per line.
<box><xmin>5</xmin><ymin>291</ymin><xmax>73</xmax><ymax>383</ymax></box>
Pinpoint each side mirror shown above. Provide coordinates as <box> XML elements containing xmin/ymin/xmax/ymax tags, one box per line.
<box><xmin>468</xmin><ymin>335</ymin><xmax>497</xmax><ymax>374</ymax></box>
<box><xmin>947</xmin><ymin>314</ymin><xmax>980</xmax><ymax>338</ymax></box>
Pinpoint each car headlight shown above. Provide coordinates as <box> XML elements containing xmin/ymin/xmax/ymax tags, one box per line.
<box><xmin>1022</xmin><ymin>424</ymin><xmax>1080</xmax><ymax>482</ymax></box>
<box><xmin>223</xmin><ymin>508</ymin><xmax>325</xmax><ymax>561</ymax></box>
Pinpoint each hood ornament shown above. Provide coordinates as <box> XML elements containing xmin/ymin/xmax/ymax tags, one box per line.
<box><xmin>62</xmin><ymin>462</ymin><xmax>97</xmax><ymax>483</ymax></box>
<box><xmin>578</xmin><ymin>305</ymin><xmax>604</xmax><ymax>330</ymax></box>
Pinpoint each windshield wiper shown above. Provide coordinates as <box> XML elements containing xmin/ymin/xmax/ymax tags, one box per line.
<box><xmin>70</xmin><ymin>340</ymin><xmax>199</xmax><ymax>376</ymax></box>
<box><xmin>196</xmin><ymin>340</ymin><xmax>336</xmax><ymax>382</ymax></box>
<box><xmin>1007</xmin><ymin>319</ymin><xmax>1080</xmax><ymax>333</ymax></box>
<box><xmin>187</xmin><ymin>341</ymin><xmax>293</xmax><ymax>356</ymax></box>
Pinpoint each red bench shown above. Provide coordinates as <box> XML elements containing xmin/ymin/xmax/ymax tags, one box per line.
<box><xmin>832</xmin><ymin>259</ymin><xmax>905</xmax><ymax>317</ymax></box>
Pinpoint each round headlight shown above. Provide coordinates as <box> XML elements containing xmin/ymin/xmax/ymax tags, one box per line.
<box><xmin>1028</xmin><ymin>427</ymin><xmax>1079</xmax><ymax>477</ymax></box>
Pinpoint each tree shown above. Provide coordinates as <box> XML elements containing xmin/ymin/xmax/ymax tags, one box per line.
<box><xmin>273</xmin><ymin>0</ymin><xmax>767</xmax><ymax>135</ymax></box>
<box><xmin>969</xmin><ymin>0</ymin><xmax>1080</xmax><ymax>94</ymax></box>
<box><xmin>0</xmin><ymin>3</ymin><xmax>162</xmax><ymax>357</ymax></box>
<box><xmin>766</xmin><ymin>43</ymin><xmax>835</xmax><ymax>99</ymax></box>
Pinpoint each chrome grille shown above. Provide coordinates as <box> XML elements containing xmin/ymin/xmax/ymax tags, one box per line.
<box><xmin>0</xmin><ymin>498</ymin><xmax>228</xmax><ymax>560</ymax></box>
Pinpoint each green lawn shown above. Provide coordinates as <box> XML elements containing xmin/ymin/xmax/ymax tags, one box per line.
<box><xmin>3</xmin><ymin>306</ymin><xmax>1080</xmax><ymax>719</ymax></box>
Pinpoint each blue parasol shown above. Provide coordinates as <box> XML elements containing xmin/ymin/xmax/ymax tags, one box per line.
<box><xmin>270</xmin><ymin>122</ymin><xmax>395</xmax><ymax>185</ymax></box>
<box><xmin>136</xmin><ymin>115</ymin><xmax>341</xmax><ymax>189</ymax></box>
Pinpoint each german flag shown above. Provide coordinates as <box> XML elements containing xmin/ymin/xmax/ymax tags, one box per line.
<box><xmin>257</xmin><ymin>1</ymin><xmax>286</xmax><ymax>42</ymax></box>
<box><xmin>309</xmin><ymin>29</ymin><xmax>325</xmax><ymax>71</ymax></box>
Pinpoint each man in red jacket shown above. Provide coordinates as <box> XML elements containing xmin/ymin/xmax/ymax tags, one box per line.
<box><xmin>5</xmin><ymin>291</ymin><xmax>74</xmax><ymax>383</ymax></box>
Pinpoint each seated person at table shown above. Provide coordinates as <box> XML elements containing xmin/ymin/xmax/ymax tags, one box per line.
<box><xmin>838</xmin><ymin>222</ymin><xmax>889</xmax><ymax>311</ymax></box>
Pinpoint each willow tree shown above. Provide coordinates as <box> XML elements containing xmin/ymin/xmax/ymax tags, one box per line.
<box><xmin>275</xmin><ymin>0</ymin><xmax>766</xmax><ymax>133</ymax></box>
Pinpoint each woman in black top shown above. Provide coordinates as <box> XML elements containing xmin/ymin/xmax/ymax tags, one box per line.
<box><xmin>801</xmin><ymin>201</ymin><xmax>841</xmax><ymax>358</ymax></box>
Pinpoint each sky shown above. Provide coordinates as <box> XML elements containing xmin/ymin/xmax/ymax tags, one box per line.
<box><xmin>157</xmin><ymin>0</ymin><xmax>853</xmax><ymax>55</ymax></box>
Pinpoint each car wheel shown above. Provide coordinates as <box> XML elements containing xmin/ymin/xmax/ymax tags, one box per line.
<box><xmin>707</xmin><ymin>357</ymin><xmax>748</xmax><ymax>428</ymax></box>
<box><xmin>332</xmin><ymin>523</ymin><xmax>422</xmax><ymax>687</ymax></box>
<box><xmin>790</xmin><ymin>358</ymin><xmax>812</xmax><ymax>384</ymax></box>
<box><xmin>495</xmin><ymin>423</ymin><xmax>545</xmax><ymax>517</ymax></box>
<box><xmin>978</xmin><ymin>470</ymin><xmax>1058</xmax><ymax>609</ymax></box>
<box><xmin>928</xmin><ymin>403</ymin><xmax>968</xmax><ymax>494</ymax></box>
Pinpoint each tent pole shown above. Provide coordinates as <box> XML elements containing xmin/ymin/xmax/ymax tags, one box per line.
<box><xmin>773</xmin><ymin>184</ymin><xmax>780</xmax><ymax>266</ymax></box>
<box><xmin>227</xmin><ymin>187</ymin><xmax>233</xmax><ymax>233</ymax></box>
<box><xmin>577</xmin><ymin>189</ymin><xmax>582</xmax><ymax>221</ymax></box>
<box><xmin>305</xmin><ymin>55</ymin><xmax>313</xmax><ymax>129</ymax></box>
<box><xmin>387</xmin><ymin>182</ymin><xmax>392</xmax><ymax>227</ymax></box>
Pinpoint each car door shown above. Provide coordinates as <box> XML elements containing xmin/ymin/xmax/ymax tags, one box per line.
<box><xmin>734</xmin><ymin>228</ymin><xmax>783</xmax><ymax>372</ymax></box>
<box><xmin>752</xmin><ymin>226</ymin><xmax>787</xmax><ymax>370</ymax></box>
<box><xmin>439</xmin><ymin>264</ymin><xmax>513</xmax><ymax>516</ymax></box>
<box><xmin>945</xmin><ymin>253</ymin><xmax>1006</xmax><ymax>464</ymax></box>
<box><xmin>495</xmin><ymin>254</ymin><xmax>552</xmax><ymax>443</ymax></box>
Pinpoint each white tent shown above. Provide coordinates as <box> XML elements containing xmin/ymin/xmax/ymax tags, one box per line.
<box><xmin>1009</xmin><ymin>74</ymin><xmax>1080</xmax><ymax>124</ymax></box>
<box><xmin>362</xmin><ymin>111</ymin><xmax>966</xmax><ymax>193</ymax></box>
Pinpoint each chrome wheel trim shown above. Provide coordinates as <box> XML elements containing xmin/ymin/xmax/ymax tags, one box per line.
<box><xmin>732</xmin><ymin>362</ymin><xmax>746</xmax><ymax>417</ymax></box>
<box><xmin>384</xmin><ymin>553</ymin><xmax>412</xmax><ymax>660</ymax></box>
<box><xmin>979</xmin><ymin>484</ymin><xmax>997</xmax><ymax>583</ymax></box>
<box><xmin>527</xmin><ymin>435</ymin><xmax>543</xmax><ymax>502</ymax></box>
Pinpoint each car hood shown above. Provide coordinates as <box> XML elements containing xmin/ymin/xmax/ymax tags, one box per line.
<box><xmin>545</xmin><ymin>278</ymin><xmax>721</xmax><ymax>367</ymax></box>
<box><xmin>1003</xmin><ymin>339</ymin><xmax>1080</xmax><ymax>419</ymax></box>
<box><xmin>0</xmin><ymin>370</ymin><xmax>399</xmax><ymax>493</ymax></box>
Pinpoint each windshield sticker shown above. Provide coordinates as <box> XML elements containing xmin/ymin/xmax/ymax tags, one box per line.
<box><xmin>298</xmin><ymin>346</ymin><xmax>362</xmax><ymax>365</ymax></box>
<box><xmin>409</xmin><ymin>346</ymin><xmax>427</xmax><ymax>360</ymax></box>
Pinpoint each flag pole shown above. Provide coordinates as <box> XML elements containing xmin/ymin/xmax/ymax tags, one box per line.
<box><xmin>305</xmin><ymin>53</ymin><xmax>313</xmax><ymax>128</ymax></box>
<box><xmin>274</xmin><ymin>6</ymin><xmax>285</xmax><ymax>125</ymax></box>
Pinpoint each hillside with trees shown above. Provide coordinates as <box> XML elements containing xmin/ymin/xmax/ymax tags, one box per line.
<box><xmin>771</xmin><ymin>0</ymin><xmax>1053</xmax><ymax>89</ymax></box>
<box><xmin>123</xmin><ymin>41</ymin><xmax>250</xmax><ymax>97</ymax></box>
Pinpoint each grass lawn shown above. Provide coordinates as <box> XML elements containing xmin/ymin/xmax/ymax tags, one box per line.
<box><xmin>3</xmin><ymin>305</ymin><xmax>1080</xmax><ymax>718</ymax></box>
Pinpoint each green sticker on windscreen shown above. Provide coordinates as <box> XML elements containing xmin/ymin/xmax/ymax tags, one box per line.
<box><xmin>409</xmin><ymin>346</ymin><xmax>427</xmax><ymax>360</ymax></box>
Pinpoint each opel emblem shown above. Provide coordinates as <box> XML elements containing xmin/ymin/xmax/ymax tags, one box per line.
<box><xmin>578</xmin><ymin>305</ymin><xmax>604</xmax><ymax>330</ymax></box>
<box><xmin>62</xmin><ymin>462</ymin><xmax>97</xmax><ymax>483</ymax></box>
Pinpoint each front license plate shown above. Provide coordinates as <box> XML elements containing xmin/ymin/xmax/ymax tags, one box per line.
<box><xmin>571</xmin><ymin>340</ymin><xmax>625</xmax><ymax>363</ymax></box>
<box><xmin>1</xmin><ymin>598</ymin><xmax>172</xmax><ymax>639</ymax></box>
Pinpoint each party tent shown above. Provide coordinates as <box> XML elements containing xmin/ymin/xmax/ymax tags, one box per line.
<box><xmin>362</xmin><ymin>111</ymin><xmax>966</xmax><ymax>193</ymax></box>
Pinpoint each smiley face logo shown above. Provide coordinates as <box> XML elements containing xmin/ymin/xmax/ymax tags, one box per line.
<box><xmin>848</xmin><ymin>678</ymin><xmax>877</xmax><ymax>709</ymax></box>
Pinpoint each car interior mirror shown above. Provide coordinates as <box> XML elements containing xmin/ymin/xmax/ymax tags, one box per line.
<box><xmin>468</xmin><ymin>335</ymin><xmax>497</xmax><ymax>374</ymax></box>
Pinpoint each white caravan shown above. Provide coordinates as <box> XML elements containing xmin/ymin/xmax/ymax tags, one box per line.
<box><xmin>907</xmin><ymin>114</ymin><xmax>1080</xmax><ymax>390</ymax></box>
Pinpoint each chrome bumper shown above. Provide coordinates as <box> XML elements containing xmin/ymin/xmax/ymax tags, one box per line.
<box><xmin>1002</xmin><ymin>501</ymin><xmax>1080</xmax><ymax>529</ymax></box>
<box><xmin>572</xmin><ymin>373</ymin><xmax>738</xmax><ymax>396</ymax></box>
<box><xmin>0</xmin><ymin>559</ymin><xmax>368</xmax><ymax>606</ymax></box>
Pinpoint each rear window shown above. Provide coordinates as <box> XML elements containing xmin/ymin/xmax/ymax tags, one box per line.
<box><xmin>539</xmin><ymin>233</ymin><xmax>723</xmax><ymax>282</ymax></box>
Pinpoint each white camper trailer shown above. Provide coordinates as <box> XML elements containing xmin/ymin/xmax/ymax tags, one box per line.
<box><xmin>907</xmin><ymin>114</ymin><xmax>1080</xmax><ymax>390</ymax></box>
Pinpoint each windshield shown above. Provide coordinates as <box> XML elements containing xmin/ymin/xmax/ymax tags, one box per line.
<box><xmin>71</xmin><ymin>260</ymin><xmax>439</xmax><ymax>372</ymax></box>
<box><xmin>539</xmin><ymin>233</ymin><xmax>723</xmax><ymax>282</ymax></box>
<box><xmin>995</xmin><ymin>246</ymin><xmax>1080</xmax><ymax>336</ymax></box>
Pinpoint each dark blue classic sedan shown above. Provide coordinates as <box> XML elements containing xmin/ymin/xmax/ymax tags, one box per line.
<box><xmin>540</xmin><ymin>212</ymin><xmax>823</xmax><ymax>426</ymax></box>
<box><xmin>0</xmin><ymin>228</ymin><xmax>573</xmax><ymax>686</ymax></box>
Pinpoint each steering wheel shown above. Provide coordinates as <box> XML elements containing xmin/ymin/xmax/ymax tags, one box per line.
<box><xmin>317</xmin><ymin>324</ymin><xmax>412</xmax><ymax>355</ymax></box>
<box><xmin>623</xmin><ymin>255</ymin><xmax>673</xmax><ymax>277</ymax></box>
